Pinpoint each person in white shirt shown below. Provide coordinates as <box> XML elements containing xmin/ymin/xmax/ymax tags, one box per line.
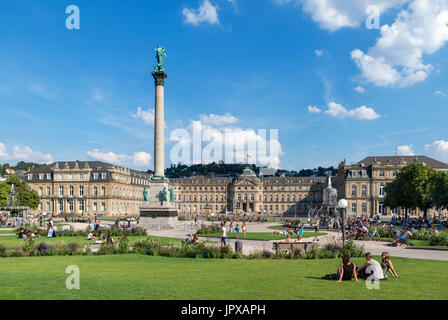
<box><xmin>357</xmin><ymin>252</ymin><xmax>384</xmax><ymax>280</ymax></box>
<box><xmin>220</xmin><ymin>223</ymin><xmax>227</xmax><ymax>247</ymax></box>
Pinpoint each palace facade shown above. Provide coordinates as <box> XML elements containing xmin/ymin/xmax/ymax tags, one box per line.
<box><xmin>336</xmin><ymin>156</ymin><xmax>448</xmax><ymax>218</ymax></box>
<box><xmin>170</xmin><ymin>168</ymin><xmax>326</xmax><ymax>217</ymax></box>
<box><xmin>24</xmin><ymin>161</ymin><xmax>151</xmax><ymax>217</ymax></box>
<box><xmin>23</xmin><ymin>155</ymin><xmax>448</xmax><ymax>218</ymax></box>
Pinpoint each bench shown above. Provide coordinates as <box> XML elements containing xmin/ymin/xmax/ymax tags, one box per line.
<box><xmin>273</xmin><ymin>242</ymin><xmax>309</xmax><ymax>255</ymax></box>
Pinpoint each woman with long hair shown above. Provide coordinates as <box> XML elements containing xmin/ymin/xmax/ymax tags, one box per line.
<box><xmin>381</xmin><ymin>252</ymin><xmax>399</xmax><ymax>279</ymax></box>
<box><xmin>337</xmin><ymin>255</ymin><xmax>360</xmax><ymax>283</ymax></box>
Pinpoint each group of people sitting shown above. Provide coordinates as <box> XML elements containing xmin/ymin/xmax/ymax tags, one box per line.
<box><xmin>274</xmin><ymin>226</ymin><xmax>305</xmax><ymax>243</ymax></box>
<box><xmin>87</xmin><ymin>232</ymin><xmax>115</xmax><ymax>244</ymax></box>
<box><xmin>326</xmin><ymin>252</ymin><xmax>399</xmax><ymax>282</ymax></box>
<box><xmin>185</xmin><ymin>234</ymin><xmax>201</xmax><ymax>244</ymax></box>
<box><xmin>17</xmin><ymin>228</ymin><xmax>40</xmax><ymax>240</ymax></box>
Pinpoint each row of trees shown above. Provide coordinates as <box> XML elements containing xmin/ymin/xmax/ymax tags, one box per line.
<box><xmin>385</xmin><ymin>164</ymin><xmax>448</xmax><ymax>220</ymax></box>
<box><xmin>162</xmin><ymin>162</ymin><xmax>337</xmax><ymax>179</ymax></box>
<box><xmin>0</xmin><ymin>161</ymin><xmax>45</xmax><ymax>176</ymax></box>
<box><xmin>0</xmin><ymin>175</ymin><xmax>40</xmax><ymax>209</ymax></box>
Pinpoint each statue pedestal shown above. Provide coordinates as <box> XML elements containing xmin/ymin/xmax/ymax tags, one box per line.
<box><xmin>139</xmin><ymin>180</ymin><xmax>178</xmax><ymax>230</ymax></box>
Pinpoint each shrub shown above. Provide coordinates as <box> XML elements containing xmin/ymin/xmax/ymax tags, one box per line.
<box><xmin>429</xmin><ymin>231</ymin><xmax>448</xmax><ymax>246</ymax></box>
<box><xmin>0</xmin><ymin>245</ymin><xmax>7</xmax><ymax>257</ymax></box>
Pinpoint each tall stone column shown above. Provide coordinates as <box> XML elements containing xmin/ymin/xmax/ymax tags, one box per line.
<box><xmin>152</xmin><ymin>71</ymin><xmax>168</xmax><ymax>179</ymax></box>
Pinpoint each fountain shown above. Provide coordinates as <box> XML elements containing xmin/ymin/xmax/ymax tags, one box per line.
<box><xmin>307</xmin><ymin>174</ymin><xmax>338</xmax><ymax>227</ymax></box>
<box><xmin>0</xmin><ymin>184</ymin><xmax>30</xmax><ymax>217</ymax></box>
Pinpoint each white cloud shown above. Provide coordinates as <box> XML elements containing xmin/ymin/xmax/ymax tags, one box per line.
<box><xmin>0</xmin><ymin>143</ymin><xmax>7</xmax><ymax>157</ymax></box>
<box><xmin>87</xmin><ymin>149</ymin><xmax>152</xmax><ymax>168</ymax></box>
<box><xmin>87</xmin><ymin>149</ymin><xmax>131</xmax><ymax>164</ymax></box>
<box><xmin>275</xmin><ymin>0</ymin><xmax>408</xmax><ymax>32</ymax></box>
<box><xmin>355</xmin><ymin>86</ymin><xmax>366</xmax><ymax>93</ymax></box>
<box><xmin>314</xmin><ymin>102</ymin><xmax>380</xmax><ymax>120</ymax></box>
<box><xmin>132</xmin><ymin>107</ymin><xmax>155</xmax><ymax>126</ymax></box>
<box><xmin>307</xmin><ymin>105</ymin><xmax>322</xmax><ymax>113</ymax></box>
<box><xmin>0</xmin><ymin>145</ymin><xmax>54</xmax><ymax>164</ymax></box>
<box><xmin>132</xmin><ymin>152</ymin><xmax>152</xmax><ymax>167</ymax></box>
<box><xmin>172</xmin><ymin>115</ymin><xmax>284</xmax><ymax>168</ymax></box>
<box><xmin>183</xmin><ymin>0</ymin><xmax>220</xmax><ymax>26</ymax></box>
<box><xmin>314</xmin><ymin>49</ymin><xmax>324</xmax><ymax>57</ymax></box>
<box><xmin>435</xmin><ymin>90</ymin><xmax>447</xmax><ymax>97</ymax></box>
<box><xmin>397</xmin><ymin>144</ymin><xmax>415</xmax><ymax>156</ymax></box>
<box><xmin>425</xmin><ymin>140</ymin><xmax>448</xmax><ymax>162</ymax></box>
<box><xmin>198</xmin><ymin>113</ymin><xmax>239</xmax><ymax>126</ymax></box>
<box><xmin>351</xmin><ymin>0</ymin><xmax>448</xmax><ymax>87</ymax></box>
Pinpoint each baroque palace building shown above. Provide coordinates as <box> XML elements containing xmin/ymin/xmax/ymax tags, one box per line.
<box><xmin>336</xmin><ymin>156</ymin><xmax>448</xmax><ymax>218</ymax></box>
<box><xmin>170</xmin><ymin>167</ymin><xmax>326</xmax><ymax>218</ymax></box>
<box><xmin>23</xmin><ymin>156</ymin><xmax>448</xmax><ymax>218</ymax></box>
<box><xmin>24</xmin><ymin>161</ymin><xmax>151</xmax><ymax>217</ymax></box>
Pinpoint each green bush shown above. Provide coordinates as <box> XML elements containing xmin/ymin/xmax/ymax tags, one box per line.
<box><xmin>429</xmin><ymin>231</ymin><xmax>448</xmax><ymax>246</ymax></box>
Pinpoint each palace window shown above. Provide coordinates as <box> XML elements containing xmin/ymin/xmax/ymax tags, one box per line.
<box><xmin>69</xmin><ymin>186</ymin><xmax>74</xmax><ymax>196</ymax></box>
<box><xmin>59</xmin><ymin>186</ymin><xmax>64</xmax><ymax>196</ymax></box>
<box><xmin>79</xmin><ymin>186</ymin><xmax>84</xmax><ymax>196</ymax></box>
<box><xmin>79</xmin><ymin>201</ymin><xmax>84</xmax><ymax>212</ymax></box>
<box><xmin>39</xmin><ymin>187</ymin><xmax>43</xmax><ymax>196</ymax></box>
<box><xmin>362</xmin><ymin>203</ymin><xmax>367</xmax><ymax>213</ymax></box>
<box><xmin>94</xmin><ymin>187</ymin><xmax>98</xmax><ymax>196</ymax></box>
<box><xmin>46</xmin><ymin>187</ymin><xmax>51</xmax><ymax>196</ymax></box>
<box><xmin>47</xmin><ymin>173</ymin><xmax>51</xmax><ymax>180</ymax></box>
<box><xmin>93</xmin><ymin>202</ymin><xmax>98</xmax><ymax>211</ymax></box>
<box><xmin>351</xmin><ymin>185</ymin><xmax>357</xmax><ymax>197</ymax></box>
<box><xmin>352</xmin><ymin>203</ymin><xmax>357</xmax><ymax>214</ymax></box>
<box><xmin>362</xmin><ymin>185</ymin><xmax>367</xmax><ymax>196</ymax></box>
<box><xmin>101</xmin><ymin>187</ymin><xmax>106</xmax><ymax>196</ymax></box>
<box><xmin>379</xmin><ymin>184</ymin><xmax>385</xmax><ymax>197</ymax></box>
<box><xmin>380</xmin><ymin>171</ymin><xmax>385</xmax><ymax>177</ymax></box>
<box><xmin>68</xmin><ymin>200</ymin><xmax>74</xmax><ymax>213</ymax></box>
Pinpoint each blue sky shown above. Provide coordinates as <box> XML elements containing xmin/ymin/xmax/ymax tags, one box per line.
<box><xmin>0</xmin><ymin>0</ymin><xmax>447</xmax><ymax>170</ymax></box>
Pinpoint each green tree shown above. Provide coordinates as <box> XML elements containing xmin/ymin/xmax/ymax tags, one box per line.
<box><xmin>384</xmin><ymin>164</ymin><xmax>436</xmax><ymax>221</ymax></box>
<box><xmin>432</xmin><ymin>171</ymin><xmax>448</xmax><ymax>211</ymax></box>
<box><xmin>5</xmin><ymin>175</ymin><xmax>40</xmax><ymax>209</ymax></box>
<box><xmin>0</xmin><ymin>182</ymin><xmax>8</xmax><ymax>206</ymax></box>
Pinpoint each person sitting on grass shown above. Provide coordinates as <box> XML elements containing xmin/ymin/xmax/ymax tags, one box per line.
<box><xmin>106</xmin><ymin>235</ymin><xmax>115</xmax><ymax>244</ymax></box>
<box><xmin>87</xmin><ymin>232</ymin><xmax>97</xmax><ymax>241</ymax></box>
<box><xmin>391</xmin><ymin>228</ymin><xmax>412</xmax><ymax>246</ymax></box>
<box><xmin>17</xmin><ymin>228</ymin><xmax>25</xmax><ymax>239</ymax></box>
<box><xmin>185</xmin><ymin>234</ymin><xmax>193</xmax><ymax>243</ymax></box>
<box><xmin>282</xmin><ymin>233</ymin><xmax>292</xmax><ymax>243</ymax></box>
<box><xmin>357</xmin><ymin>252</ymin><xmax>385</xmax><ymax>280</ymax></box>
<box><xmin>192</xmin><ymin>234</ymin><xmax>201</xmax><ymax>244</ymax></box>
<box><xmin>381</xmin><ymin>252</ymin><xmax>399</xmax><ymax>279</ymax></box>
<box><xmin>336</xmin><ymin>255</ymin><xmax>360</xmax><ymax>283</ymax></box>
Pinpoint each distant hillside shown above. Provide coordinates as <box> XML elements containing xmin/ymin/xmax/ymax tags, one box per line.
<box><xmin>157</xmin><ymin>163</ymin><xmax>337</xmax><ymax>178</ymax></box>
<box><xmin>0</xmin><ymin>161</ymin><xmax>46</xmax><ymax>176</ymax></box>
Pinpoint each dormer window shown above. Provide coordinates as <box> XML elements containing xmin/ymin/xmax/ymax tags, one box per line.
<box><xmin>28</xmin><ymin>174</ymin><xmax>33</xmax><ymax>180</ymax></box>
<box><xmin>39</xmin><ymin>174</ymin><xmax>44</xmax><ymax>180</ymax></box>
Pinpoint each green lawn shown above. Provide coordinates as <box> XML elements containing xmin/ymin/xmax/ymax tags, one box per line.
<box><xmin>0</xmin><ymin>235</ymin><xmax>183</xmax><ymax>249</ymax></box>
<box><xmin>267</xmin><ymin>225</ymin><xmax>332</xmax><ymax>231</ymax></box>
<box><xmin>199</xmin><ymin>231</ymin><xmax>327</xmax><ymax>241</ymax></box>
<box><xmin>377</xmin><ymin>237</ymin><xmax>448</xmax><ymax>249</ymax></box>
<box><xmin>0</xmin><ymin>255</ymin><xmax>446</xmax><ymax>299</ymax></box>
<box><xmin>0</xmin><ymin>230</ymin><xmax>14</xmax><ymax>234</ymax></box>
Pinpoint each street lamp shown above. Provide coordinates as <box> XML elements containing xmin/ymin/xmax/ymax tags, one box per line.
<box><xmin>338</xmin><ymin>199</ymin><xmax>348</xmax><ymax>246</ymax></box>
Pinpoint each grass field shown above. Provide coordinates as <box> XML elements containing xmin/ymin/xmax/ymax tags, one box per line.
<box><xmin>0</xmin><ymin>255</ymin><xmax>446</xmax><ymax>299</ymax></box>
<box><xmin>0</xmin><ymin>235</ymin><xmax>184</xmax><ymax>249</ymax></box>
<box><xmin>267</xmin><ymin>225</ymin><xmax>332</xmax><ymax>231</ymax></box>
<box><xmin>199</xmin><ymin>232</ymin><xmax>327</xmax><ymax>241</ymax></box>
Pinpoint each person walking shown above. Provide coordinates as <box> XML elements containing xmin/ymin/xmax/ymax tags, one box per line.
<box><xmin>242</xmin><ymin>221</ymin><xmax>247</xmax><ymax>239</ymax></box>
<box><xmin>235</xmin><ymin>220</ymin><xmax>240</xmax><ymax>239</ymax></box>
<box><xmin>220</xmin><ymin>223</ymin><xmax>227</xmax><ymax>247</ymax></box>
